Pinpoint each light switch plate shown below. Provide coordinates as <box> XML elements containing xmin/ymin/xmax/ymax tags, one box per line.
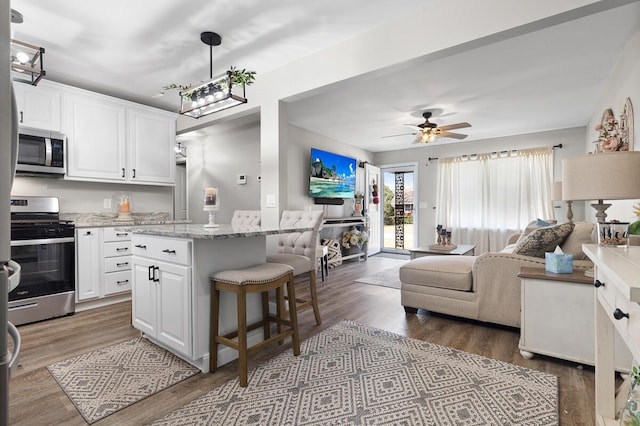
<box><xmin>266</xmin><ymin>194</ymin><xmax>276</xmax><ymax>208</ymax></box>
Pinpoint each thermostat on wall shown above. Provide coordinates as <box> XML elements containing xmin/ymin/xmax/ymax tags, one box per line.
<box><xmin>237</xmin><ymin>174</ymin><xmax>247</xmax><ymax>185</ymax></box>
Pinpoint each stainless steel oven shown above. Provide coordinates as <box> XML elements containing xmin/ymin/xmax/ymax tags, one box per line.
<box><xmin>9</xmin><ymin>196</ymin><xmax>75</xmax><ymax>325</ymax></box>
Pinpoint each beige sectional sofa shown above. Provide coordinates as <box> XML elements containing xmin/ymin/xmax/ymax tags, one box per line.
<box><xmin>399</xmin><ymin>221</ymin><xmax>596</xmax><ymax>328</ymax></box>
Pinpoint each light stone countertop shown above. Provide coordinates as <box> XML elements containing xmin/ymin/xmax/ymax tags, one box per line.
<box><xmin>62</xmin><ymin>212</ymin><xmax>191</xmax><ymax>228</ymax></box>
<box><xmin>120</xmin><ymin>223</ymin><xmax>312</xmax><ymax>240</ymax></box>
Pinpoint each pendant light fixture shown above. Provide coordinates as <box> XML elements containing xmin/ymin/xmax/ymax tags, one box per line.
<box><xmin>10</xmin><ymin>9</ymin><xmax>46</xmax><ymax>86</ymax></box>
<box><xmin>179</xmin><ymin>32</ymin><xmax>249</xmax><ymax>119</ymax></box>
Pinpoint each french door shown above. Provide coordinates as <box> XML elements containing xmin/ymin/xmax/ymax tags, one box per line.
<box><xmin>380</xmin><ymin>164</ymin><xmax>417</xmax><ymax>253</ymax></box>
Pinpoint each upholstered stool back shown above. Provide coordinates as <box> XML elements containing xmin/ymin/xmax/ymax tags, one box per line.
<box><xmin>231</xmin><ymin>210</ymin><xmax>261</xmax><ymax>227</ymax></box>
<box><xmin>276</xmin><ymin>210</ymin><xmax>324</xmax><ymax>259</ymax></box>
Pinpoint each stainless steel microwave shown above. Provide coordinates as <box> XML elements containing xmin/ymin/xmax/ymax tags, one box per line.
<box><xmin>16</xmin><ymin>128</ymin><xmax>66</xmax><ymax>176</ymax></box>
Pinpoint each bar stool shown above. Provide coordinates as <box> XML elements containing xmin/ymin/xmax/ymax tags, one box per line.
<box><xmin>209</xmin><ymin>263</ymin><xmax>300</xmax><ymax>387</ymax></box>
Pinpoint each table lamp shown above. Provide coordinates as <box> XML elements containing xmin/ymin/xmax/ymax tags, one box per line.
<box><xmin>562</xmin><ymin>152</ymin><xmax>640</xmax><ymax>223</ymax></box>
<box><xmin>203</xmin><ymin>187</ymin><xmax>220</xmax><ymax>228</ymax></box>
<box><xmin>551</xmin><ymin>181</ymin><xmax>573</xmax><ymax>222</ymax></box>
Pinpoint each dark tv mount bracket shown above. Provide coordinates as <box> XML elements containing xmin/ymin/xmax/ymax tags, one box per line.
<box><xmin>314</xmin><ymin>198</ymin><xmax>344</xmax><ymax>205</ymax></box>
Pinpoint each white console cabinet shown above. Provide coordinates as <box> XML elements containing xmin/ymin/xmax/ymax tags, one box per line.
<box><xmin>584</xmin><ymin>245</ymin><xmax>640</xmax><ymax>425</ymax></box>
<box><xmin>321</xmin><ymin>216</ymin><xmax>368</xmax><ymax>264</ymax></box>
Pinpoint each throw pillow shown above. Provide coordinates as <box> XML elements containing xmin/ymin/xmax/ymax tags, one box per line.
<box><xmin>560</xmin><ymin>222</ymin><xmax>595</xmax><ymax>260</ymax></box>
<box><xmin>322</xmin><ymin>238</ymin><xmax>342</xmax><ymax>268</ymax></box>
<box><xmin>513</xmin><ymin>222</ymin><xmax>575</xmax><ymax>258</ymax></box>
<box><xmin>515</xmin><ymin>219</ymin><xmax>558</xmax><ymax>246</ymax></box>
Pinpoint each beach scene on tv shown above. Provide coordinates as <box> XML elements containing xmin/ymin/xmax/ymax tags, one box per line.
<box><xmin>309</xmin><ymin>148</ymin><xmax>356</xmax><ymax>198</ymax></box>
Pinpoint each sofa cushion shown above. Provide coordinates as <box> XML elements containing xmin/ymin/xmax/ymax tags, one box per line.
<box><xmin>513</xmin><ymin>222</ymin><xmax>575</xmax><ymax>258</ymax></box>
<box><xmin>515</xmin><ymin>219</ymin><xmax>557</xmax><ymax>246</ymax></box>
<box><xmin>399</xmin><ymin>256</ymin><xmax>475</xmax><ymax>291</ymax></box>
<box><xmin>560</xmin><ymin>222</ymin><xmax>595</xmax><ymax>260</ymax></box>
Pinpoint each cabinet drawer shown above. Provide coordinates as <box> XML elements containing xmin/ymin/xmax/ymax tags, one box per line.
<box><xmin>104</xmin><ymin>256</ymin><xmax>131</xmax><ymax>273</ymax></box>
<box><xmin>104</xmin><ymin>241</ymin><xmax>131</xmax><ymax>257</ymax></box>
<box><xmin>132</xmin><ymin>235</ymin><xmax>191</xmax><ymax>266</ymax></box>
<box><xmin>104</xmin><ymin>228</ymin><xmax>132</xmax><ymax>242</ymax></box>
<box><xmin>104</xmin><ymin>270</ymin><xmax>132</xmax><ymax>295</ymax></box>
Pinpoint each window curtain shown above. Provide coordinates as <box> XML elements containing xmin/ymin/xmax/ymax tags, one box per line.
<box><xmin>436</xmin><ymin>147</ymin><xmax>554</xmax><ymax>254</ymax></box>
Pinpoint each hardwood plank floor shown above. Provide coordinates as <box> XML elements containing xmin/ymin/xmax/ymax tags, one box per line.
<box><xmin>8</xmin><ymin>254</ymin><xmax>595</xmax><ymax>425</ymax></box>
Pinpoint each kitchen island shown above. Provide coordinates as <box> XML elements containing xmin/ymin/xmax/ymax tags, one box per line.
<box><xmin>125</xmin><ymin>223</ymin><xmax>312</xmax><ymax>372</ymax></box>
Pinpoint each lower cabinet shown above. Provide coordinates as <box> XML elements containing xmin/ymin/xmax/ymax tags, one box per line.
<box><xmin>131</xmin><ymin>235</ymin><xmax>192</xmax><ymax>357</ymax></box>
<box><xmin>75</xmin><ymin>227</ymin><xmax>132</xmax><ymax>303</ymax></box>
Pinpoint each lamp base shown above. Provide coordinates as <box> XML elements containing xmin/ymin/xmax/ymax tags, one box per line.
<box><xmin>566</xmin><ymin>200</ymin><xmax>574</xmax><ymax>222</ymax></box>
<box><xmin>591</xmin><ymin>200</ymin><xmax>612</xmax><ymax>223</ymax></box>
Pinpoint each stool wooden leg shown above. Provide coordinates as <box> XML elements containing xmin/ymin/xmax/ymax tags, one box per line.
<box><xmin>324</xmin><ymin>254</ymin><xmax>329</xmax><ymax>278</ymax></box>
<box><xmin>237</xmin><ymin>287</ymin><xmax>248</xmax><ymax>387</ymax></box>
<box><xmin>209</xmin><ymin>284</ymin><xmax>220</xmax><ymax>373</ymax></box>
<box><xmin>261</xmin><ymin>291</ymin><xmax>270</xmax><ymax>340</ymax></box>
<box><xmin>320</xmin><ymin>256</ymin><xmax>325</xmax><ymax>282</ymax></box>
<box><xmin>309</xmin><ymin>269</ymin><xmax>321</xmax><ymax>325</ymax></box>
<box><xmin>286</xmin><ymin>275</ymin><xmax>301</xmax><ymax>356</ymax></box>
<box><xmin>276</xmin><ymin>286</ymin><xmax>285</xmax><ymax>345</ymax></box>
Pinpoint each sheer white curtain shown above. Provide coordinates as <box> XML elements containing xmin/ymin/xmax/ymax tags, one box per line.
<box><xmin>436</xmin><ymin>148</ymin><xmax>555</xmax><ymax>254</ymax></box>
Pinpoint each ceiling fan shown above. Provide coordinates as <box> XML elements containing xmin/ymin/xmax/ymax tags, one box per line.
<box><xmin>383</xmin><ymin>111</ymin><xmax>471</xmax><ymax>143</ymax></box>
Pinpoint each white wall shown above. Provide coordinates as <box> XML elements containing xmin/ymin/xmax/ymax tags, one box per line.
<box><xmin>582</xmin><ymin>23</ymin><xmax>640</xmax><ymax>223</ymax></box>
<box><xmin>184</xmin><ymin>117</ymin><xmax>262</xmax><ymax>225</ymax></box>
<box><xmin>11</xmin><ymin>177</ymin><xmax>173</xmax><ymax>214</ymax></box>
<box><xmin>373</xmin><ymin>126</ymin><xmax>586</xmax><ymax>247</ymax></box>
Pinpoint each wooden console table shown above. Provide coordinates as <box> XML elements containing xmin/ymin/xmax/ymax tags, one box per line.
<box><xmin>583</xmin><ymin>244</ymin><xmax>640</xmax><ymax>425</ymax></box>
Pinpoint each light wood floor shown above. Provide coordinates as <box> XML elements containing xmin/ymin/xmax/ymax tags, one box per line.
<box><xmin>8</xmin><ymin>255</ymin><xmax>595</xmax><ymax>425</ymax></box>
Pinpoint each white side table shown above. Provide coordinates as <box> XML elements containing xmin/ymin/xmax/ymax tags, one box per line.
<box><xmin>518</xmin><ymin>267</ymin><xmax>631</xmax><ymax>368</ymax></box>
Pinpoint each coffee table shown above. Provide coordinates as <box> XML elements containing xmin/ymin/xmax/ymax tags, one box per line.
<box><xmin>409</xmin><ymin>244</ymin><xmax>476</xmax><ymax>259</ymax></box>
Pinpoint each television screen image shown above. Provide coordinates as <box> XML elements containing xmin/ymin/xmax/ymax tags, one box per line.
<box><xmin>309</xmin><ymin>148</ymin><xmax>356</xmax><ymax>199</ymax></box>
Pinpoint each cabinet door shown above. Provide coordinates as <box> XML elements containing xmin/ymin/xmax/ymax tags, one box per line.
<box><xmin>127</xmin><ymin>107</ymin><xmax>176</xmax><ymax>184</ymax></box>
<box><xmin>76</xmin><ymin>228</ymin><xmax>102</xmax><ymax>301</ymax></box>
<box><xmin>131</xmin><ymin>256</ymin><xmax>157</xmax><ymax>336</ymax></box>
<box><xmin>64</xmin><ymin>92</ymin><xmax>127</xmax><ymax>181</ymax></box>
<box><xmin>14</xmin><ymin>82</ymin><xmax>61</xmax><ymax>131</ymax></box>
<box><xmin>156</xmin><ymin>261</ymin><xmax>192</xmax><ymax>357</ymax></box>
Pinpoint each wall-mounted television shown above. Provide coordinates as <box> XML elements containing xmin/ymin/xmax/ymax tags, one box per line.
<box><xmin>309</xmin><ymin>147</ymin><xmax>356</xmax><ymax>200</ymax></box>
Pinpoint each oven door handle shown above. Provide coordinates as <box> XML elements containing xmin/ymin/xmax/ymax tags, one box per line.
<box><xmin>11</xmin><ymin>237</ymin><xmax>76</xmax><ymax>246</ymax></box>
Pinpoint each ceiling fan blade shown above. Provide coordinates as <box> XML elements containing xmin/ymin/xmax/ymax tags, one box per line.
<box><xmin>437</xmin><ymin>122</ymin><xmax>471</xmax><ymax>131</ymax></box>
<box><xmin>382</xmin><ymin>133</ymin><xmax>415</xmax><ymax>138</ymax></box>
<box><xmin>439</xmin><ymin>131</ymin><xmax>468</xmax><ymax>140</ymax></box>
<box><xmin>403</xmin><ymin>124</ymin><xmax>422</xmax><ymax>129</ymax></box>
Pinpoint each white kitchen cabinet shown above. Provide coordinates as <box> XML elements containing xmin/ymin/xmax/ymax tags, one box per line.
<box><xmin>52</xmin><ymin>80</ymin><xmax>176</xmax><ymax>185</ymax></box>
<box><xmin>132</xmin><ymin>235</ymin><xmax>192</xmax><ymax>357</ymax></box>
<box><xmin>75</xmin><ymin>228</ymin><xmax>101</xmax><ymax>301</ymax></box>
<box><xmin>103</xmin><ymin>228</ymin><xmax>132</xmax><ymax>295</ymax></box>
<box><xmin>127</xmin><ymin>107</ymin><xmax>176</xmax><ymax>184</ymax></box>
<box><xmin>64</xmin><ymin>91</ymin><xmax>127</xmax><ymax>181</ymax></box>
<box><xmin>13</xmin><ymin>80</ymin><xmax>61</xmax><ymax>131</ymax></box>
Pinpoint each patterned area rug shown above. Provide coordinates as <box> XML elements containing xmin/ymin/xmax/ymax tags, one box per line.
<box><xmin>354</xmin><ymin>264</ymin><xmax>406</xmax><ymax>289</ymax></box>
<box><xmin>152</xmin><ymin>321</ymin><xmax>558</xmax><ymax>425</ymax></box>
<box><xmin>47</xmin><ymin>337</ymin><xmax>200</xmax><ymax>424</ymax></box>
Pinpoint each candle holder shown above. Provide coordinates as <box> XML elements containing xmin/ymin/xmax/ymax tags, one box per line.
<box><xmin>203</xmin><ymin>187</ymin><xmax>220</xmax><ymax>228</ymax></box>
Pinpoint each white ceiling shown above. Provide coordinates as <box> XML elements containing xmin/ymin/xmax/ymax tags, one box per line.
<box><xmin>10</xmin><ymin>1</ymin><xmax>640</xmax><ymax>152</ymax></box>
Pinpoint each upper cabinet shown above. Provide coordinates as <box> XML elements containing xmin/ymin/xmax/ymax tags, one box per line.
<box><xmin>25</xmin><ymin>80</ymin><xmax>177</xmax><ymax>186</ymax></box>
<box><xmin>126</xmin><ymin>107</ymin><xmax>176</xmax><ymax>184</ymax></box>
<box><xmin>64</xmin><ymin>91</ymin><xmax>127</xmax><ymax>181</ymax></box>
<box><xmin>13</xmin><ymin>80</ymin><xmax>61</xmax><ymax>131</ymax></box>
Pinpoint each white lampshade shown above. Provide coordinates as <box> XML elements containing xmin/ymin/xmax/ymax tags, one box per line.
<box><xmin>562</xmin><ymin>152</ymin><xmax>640</xmax><ymax>222</ymax></box>
<box><xmin>562</xmin><ymin>152</ymin><xmax>640</xmax><ymax>201</ymax></box>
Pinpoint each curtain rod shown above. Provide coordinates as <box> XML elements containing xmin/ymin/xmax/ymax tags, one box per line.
<box><xmin>427</xmin><ymin>144</ymin><xmax>562</xmax><ymax>164</ymax></box>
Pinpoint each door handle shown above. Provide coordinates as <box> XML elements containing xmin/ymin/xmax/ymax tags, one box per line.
<box><xmin>19</xmin><ymin>111</ymin><xmax>23</xmax><ymax>123</ymax></box>
<box><xmin>153</xmin><ymin>266</ymin><xmax>160</xmax><ymax>282</ymax></box>
<box><xmin>148</xmin><ymin>265</ymin><xmax>154</xmax><ymax>281</ymax></box>
<box><xmin>122</xmin><ymin>168</ymin><xmax>125</xmax><ymax>178</ymax></box>
<box><xmin>116</xmin><ymin>247</ymin><xmax>129</xmax><ymax>252</ymax></box>
<box><xmin>135</xmin><ymin>244</ymin><xmax>147</xmax><ymax>249</ymax></box>
<box><xmin>116</xmin><ymin>233</ymin><xmax>129</xmax><ymax>237</ymax></box>
<box><xmin>116</xmin><ymin>262</ymin><xmax>129</xmax><ymax>267</ymax></box>
<box><xmin>162</xmin><ymin>249</ymin><xmax>176</xmax><ymax>254</ymax></box>
<box><xmin>132</xmin><ymin>168</ymin><xmax>136</xmax><ymax>178</ymax></box>
<box><xmin>85</xmin><ymin>231</ymin><xmax>92</xmax><ymax>236</ymax></box>
<box><xmin>116</xmin><ymin>279</ymin><xmax>129</xmax><ymax>285</ymax></box>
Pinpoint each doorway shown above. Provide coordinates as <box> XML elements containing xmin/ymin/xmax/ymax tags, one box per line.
<box><xmin>381</xmin><ymin>164</ymin><xmax>417</xmax><ymax>253</ymax></box>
